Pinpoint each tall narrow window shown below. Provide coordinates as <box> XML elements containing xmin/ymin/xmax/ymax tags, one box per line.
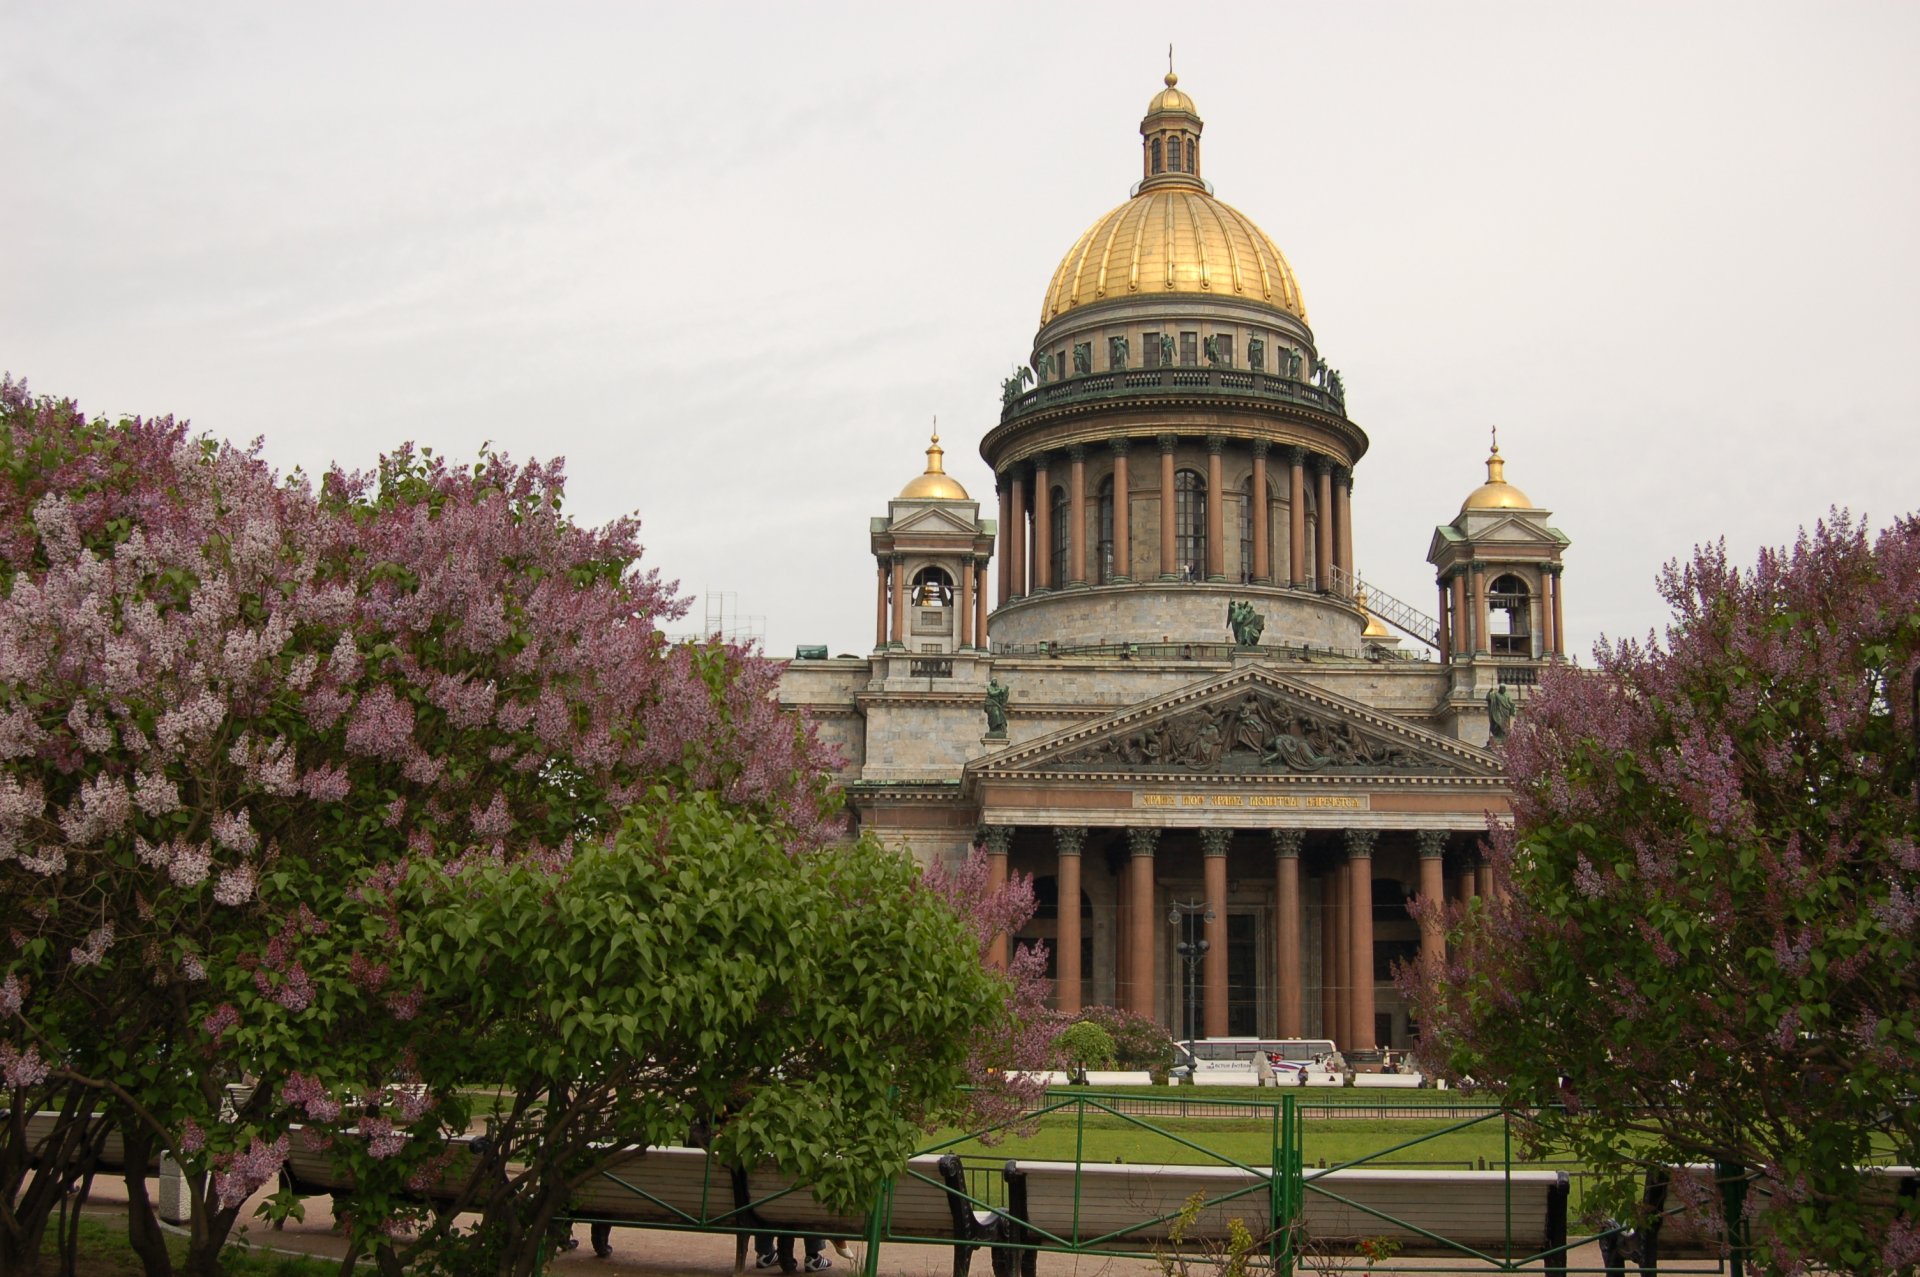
<box><xmin>1097</xmin><ymin>476</ymin><xmax>1115</xmax><ymax>583</ymax></box>
<box><xmin>1143</xmin><ymin>332</ymin><xmax>1162</xmax><ymax>368</ymax></box>
<box><xmin>1175</xmin><ymin>469</ymin><xmax>1207</xmax><ymax>580</ymax></box>
<box><xmin>1180</xmin><ymin>332</ymin><xmax>1198</xmax><ymax>366</ymax></box>
<box><xmin>1169</xmin><ymin>136</ymin><xmax>1182</xmax><ymax>172</ymax></box>
<box><xmin>1213</xmin><ymin>334</ymin><xmax>1234</xmax><ymax>367</ymax></box>
<box><xmin>1049</xmin><ymin>485</ymin><xmax>1069</xmax><ymax>588</ymax></box>
<box><xmin>1239</xmin><ymin>475</ymin><xmax>1254</xmax><ymax>583</ymax></box>
<box><xmin>1488</xmin><ymin>574</ymin><xmax>1533</xmax><ymax>656</ymax></box>
<box><xmin>1185</xmin><ymin>137</ymin><xmax>1197</xmax><ymax>173</ymax></box>
<box><xmin>1151</xmin><ymin>137</ymin><xmax>1163</xmax><ymax>174</ymax></box>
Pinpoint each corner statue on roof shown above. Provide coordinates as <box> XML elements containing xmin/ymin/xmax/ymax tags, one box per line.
<box><xmin>1486</xmin><ymin>682</ymin><xmax>1517</xmax><ymax>740</ymax></box>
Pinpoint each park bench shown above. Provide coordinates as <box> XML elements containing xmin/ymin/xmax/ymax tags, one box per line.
<box><xmin>991</xmin><ymin>1159</ymin><xmax>1569</xmax><ymax>1276</ymax></box>
<box><xmin>1598</xmin><ymin>1163</ymin><xmax>1920</xmax><ymax>1274</ymax></box>
<box><xmin>14</xmin><ymin>1110</ymin><xmax>156</xmax><ymax>1175</ymax></box>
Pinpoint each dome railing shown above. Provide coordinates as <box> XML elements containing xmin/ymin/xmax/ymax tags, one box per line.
<box><xmin>1000</xmin><ymin>365</ymin><xmax>1347</xmax><ymax>423</ymax></box>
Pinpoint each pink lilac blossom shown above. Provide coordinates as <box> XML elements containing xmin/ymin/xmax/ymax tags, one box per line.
<box><xmin>213</xmin><ymin>1134</ymin><xmax>288</xmax><ymax>1209</ymax></box>
<box><xmin>1</xmin><ymin>1042</ymin><xmax>50</xmax><ymax>1088</ymax></box>
<box><xmin>0</xmin><ymin>973</ymin><xmax>23</xmax><ymax>1016</ymax></box>
<box><xmin>169</xmin><ymin>841</ymin><xmax>212</xmax><ymax>887</ymax></box>
<box><xmin>177</xmin><ymin>1118</ymin><xmax>205</xmax><ymax>1155</ymax></box>
<box><xmin>212</xmin><ymin>865</ymin><xmax>256</xmax><ymax>907</ymax></box>
<box><xmin>360</xmin><ymin>1116</ymin><xmax>406</xmax><ymax>1160</ymax></box>
<box><xmin>180</xmin><ymin>953</ymin><xmax>206</xmax><ymax>981</ymax></box>
<box><xmin>202</xmin><ymin>1003</ymin><xmax>240</xmax><ymax>1043</ymax></box>
<box><xmin>70</xmin><ymin>923</ymin><xmax>114</xmax><ymax>967</ymax></box>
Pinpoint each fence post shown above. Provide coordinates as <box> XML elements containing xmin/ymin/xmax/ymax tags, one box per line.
<box><xmin>1273</xmin><ymin>1094</ymin><xmax>1299</xmax><ymax>1277</ymax></box>
<box><xmin>1717</xmin><ymin>1162</ymin><xmax>1747</xmax><ymax>1277</ymax></box>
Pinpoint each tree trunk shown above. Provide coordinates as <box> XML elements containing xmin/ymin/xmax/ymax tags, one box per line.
<box><xmin>118</xmin><ymin>1123</ymin><xmax>173</xmax><ymax>1277</ymax></box>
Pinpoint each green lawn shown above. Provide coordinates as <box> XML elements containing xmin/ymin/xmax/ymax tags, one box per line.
<box><xmin>65</xmin><ymin>1215</ymin><xmax>342</xmax><ymax>1276</ymax></box>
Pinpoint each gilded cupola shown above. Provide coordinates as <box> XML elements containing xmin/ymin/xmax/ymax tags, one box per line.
<box><xmin>898</xmin><ymin>428</ymin><xmax>969</xmax><ymax>501</ymax></box>
<box><xmin>1460</xmin><ymin>433</ymin><xmax>1535</xmax><ymax>512</ymax></box>
<box><xmin>1038</xmin><ymin>72</ymin><xmax>1306</xmax><ymax>325</ymax></box>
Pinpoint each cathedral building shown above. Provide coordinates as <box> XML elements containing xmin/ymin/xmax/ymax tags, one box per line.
<box><xmin>779</xmin><ymin>74</ymin><xmax>1570</xmax><ymax>1061</ymax></box>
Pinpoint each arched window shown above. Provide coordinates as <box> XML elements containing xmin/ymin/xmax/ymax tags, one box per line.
<box><xmin>1151</xmin><ymin>137</ymin><xmax>1163</xmax><ymax>174</ymax></box>
<box><xmin>1175</xmin><ymin>469</ymin><xmax>1206</xmax><ymax>580</ymax></box>
<box><xmin>1184</xmin><ymin>137</ymin><xmax>1197</xmax><ymax>173</ymax></box>
<box><xmin>1239</xmin><ymin>475</ymin><xmax>1254</xmax><ymax>583</ymax></box>
<box><xmin>1488</xmin><ymin>573</ymin><xmax>1532</xmax><ymax>656</ymax></box>
<box><xmin>1097</xmin><ymin>476</ymin><xmax>1115</xmax><ymax>583</ymax></box>
<box><xmin>1168</xmin><ymin>136</ymin><xmax>1182</xmax><ymax>172</ymax></box>
<box><xmin>910</xmin><ymin>565</ymin><xmax>952</xmax><ymax>608</ymax></box>
<box><xmin>1049</xmin><ymin>485</ymin><xmax>1069</xmax><ymax>587</ymax></box>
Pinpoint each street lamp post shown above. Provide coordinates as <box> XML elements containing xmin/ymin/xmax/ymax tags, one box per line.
<box><xmin>1168</xmin><ymin>898</ymin><xmax>1215</xmax><ymax>1061</ymax></box>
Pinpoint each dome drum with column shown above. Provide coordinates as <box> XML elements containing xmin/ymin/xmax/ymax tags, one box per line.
<box><xmin>986</xmin><ymin>73</ymin><xmax>1371</xmax><ymax>656</ymax></box>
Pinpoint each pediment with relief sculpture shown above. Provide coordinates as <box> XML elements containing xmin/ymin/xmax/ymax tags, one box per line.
<box><xmin>971</xmin><ymin>667</ymin><xmax>1500</xmax><ymax>780</ymax></box>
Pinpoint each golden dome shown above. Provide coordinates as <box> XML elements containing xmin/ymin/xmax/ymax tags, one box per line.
<box><xmin>1461</xmin><ymin>435</ymin><xmax>1534</xmax><ymax>511</ymax></box>
<box><xmin>898</xmin><ymin>428</ymin><xmax>969</xmax><ymax>500</ymax></box>
<box><xmin>1356</xmin><ymin>588</ymin><xmax>1392</xmax><ymax>639</ymax></box>
<box><xmin>1040</xmin><ymin>190</ymin><xmax>1306</xmax><ymax>324</ymax></box>
<box><xmin>1147</xmin><ymin>71</ymin><xmax>1196</xmax><ymax>117</ymax></box>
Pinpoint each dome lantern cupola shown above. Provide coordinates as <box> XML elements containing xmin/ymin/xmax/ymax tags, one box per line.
<box><xmin>1460</xmin><ymin>429</ymin><xmax>1534</xmax><ymax>512</ymax></box>
<box><xmin>898</xmin><ymin>426</ymin><xmax>969</xmax><ymax>501</ymax></box>
<box><xmin>1140</xmin><ymin>69</ymin><xmax>1204</xmax><ymax>193</ymax></box>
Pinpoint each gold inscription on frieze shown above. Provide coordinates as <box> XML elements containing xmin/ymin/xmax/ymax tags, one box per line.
<box><xmin>1132</xmin><ymin>792</ymin><xmax>1369</xmax><ymax>811</ymax></box>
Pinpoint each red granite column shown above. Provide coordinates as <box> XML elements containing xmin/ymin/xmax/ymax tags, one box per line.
<box><xmin>1346</xmin><ymin>829</ymin><xmax>1377</xmax><ymax>1052</ymax></box>
<box><xmin>974</xmin><ymin>562</ymin><xmax>988</xmax><ymax>652</ymax></box>
<box><xmin>1127</xmin><ymin>828</ymin><xmax>1159</xmax><ymax>1020</ymax></box>
<box><xmin>957</xmin><ymin>554</ymin><xmax>973</xmax><ymax>649</ymax></box>
<box><xmin>1032</xmin><ymin>455</ymin><xmax>1052</xmax><ymax>592</ymax></box>
<box><xmin>1314</xmin><ymin>459</ymin><xmax>1334</xmax><ymax>590</ymax></box>
<box><xmin>1470</xmin><ymin>563</ymin><xmax>1487</xmax><ymax>654</ymax></box>
<box><xmin>1110</xmin><ymin>440</ymin><xmax>1132</xmax><ymax>582</ymax></box>
<box><xmin>1272</xmin><ymin>830</ymin><xmax>1304</xmax><ymax>1038</ymax></box>
<box><xmin>1251</xmin><ymin>441</ymin><xmax>1271</xmax><ymax>584</ymax></box>
<box><xmin>1201</xmin><ymin>828</ymin><xmax>1230</xmax><ymax>1038</ymax></box>
<box><xmin>1437</xmin><ymin>578</ymin><xmax>1452</xmax><ymax>665</ymax></box>
<box><xmin>996</xmin><ymin>476</ymin><xmax>1012</xmax><ymax>606</ymax></box>
<box><xmin>1335</xmin><ymin>469</ymin><xmax>1355</xmax><ymax>583</ymax></box>
<box><xmin>1204</xmin><ymin>435</ymin><xmax>1225</xmax><ymax>582</ymax></box>
<box><xmin>1417</xmin><ymin>830</ymin><xmax>1447</xmax><ymax>978</ymax></box>
<box><xmin>1476</xmin><ymin>853</ymin><xmax>1494</xmax><ymax>900</ymax></box>
<box><xmin>890</xmin><ymin>556</ymin><xmax>906</xmax><ymax>649</ymax></box>
<box><xmin>1453</xmin><ymin>853</ymin><xmax>1476</xmax><ymax>904</ymax></box>
<box><xmin>1055</xmin><ymin>827</ymin><xmax>1086</xmax><ymax>1013</ymax></box>
<box><xmin>984</xmin><ymin>828</ymin><xmax>1011</xmax><ymax>970</ymax></box>
<box><xmin>1451</xmin><ymin>573</ymin><xmax>1470</xmax><ymax>657</ymax></box>
<box><xmin>1288</xmin><ymin>447</ymin><xmax>1307</xmax><ymax>588</ymax></box>
<box><xmin>1326</xmin><ymin>862</ymin><xmax>1347</xmax><ymax>1048</ymax></box>
<box><xmin>1009</xmin><ymin>470</ymin><xmax>1027</xmax><ymax>598</ymax></box>
<box><xmin>1550</xmin><ymin>567</ymin><xmax>1566</xmax><ymax>658</ymax></box>
<box><xmin>874</xmin><ymin>559</ymin><xmax>888</xmax><ymax>650</ymax></box>
<box><xmin>1158</xmin><ymin>435</ymin><xmax>1178</xmax><ymax>580</ymax></box>
<box><xmin>1068</xmin><ymin>445</ymin><xmax>1087</xmax><ymax>586</ymax></box>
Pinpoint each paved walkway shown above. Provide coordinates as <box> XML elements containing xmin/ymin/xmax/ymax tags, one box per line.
<box><xmin>82</xmin><ymin>1173</ymin><xmax>1151</xmax><ymax>1276</ymax></box>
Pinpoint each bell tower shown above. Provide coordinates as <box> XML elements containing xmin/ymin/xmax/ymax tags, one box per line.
<box><xmin>871</xmin><ymin>428</ymin><xmax>995</xmax><ymax>665</ymax></box>
<box><xmin>1427</xmin><ymin>432</ymin><xmax>1570</xmax><ymax>742</ymax></box>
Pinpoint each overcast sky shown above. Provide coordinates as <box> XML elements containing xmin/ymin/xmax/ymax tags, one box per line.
<box><xmin>4</xmin><ymin>2</ymin><xmax>1915</xmax><ymax>659</ymax></box>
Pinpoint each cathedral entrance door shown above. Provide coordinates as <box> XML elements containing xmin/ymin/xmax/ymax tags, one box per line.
<box><xmin>1227</xmin><ymin>912</ymin><xmax>1260</xmax><ymax>1037</ymax></box>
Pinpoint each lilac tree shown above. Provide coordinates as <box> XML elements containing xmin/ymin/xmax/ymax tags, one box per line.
<box><xmin>0</xmin><ymin>378</ymin><xmax>842</xmax><ymax>1275</ymax></box>
<box><xmin>1406</xmin><ymin>513</ymin><xmax>1920</xmax><ymax>1273</ymax></box>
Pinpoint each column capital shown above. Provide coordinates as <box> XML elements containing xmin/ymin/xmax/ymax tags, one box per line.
<box><xmin>1340</xmin><ymin>469</ymin><xmax>1355</xmax><ymax>493</ymax></box>
<box><xmin>1033</xmin><ymin>451</ymin><xmax>1052</xmax><ymax>473</ymax></box>
<box><xmin>1344</xmin><ymin>828</ymin><xmax>1377</xmax><ymax>859</ymax></box>
<box><xmin>1157</xmin><ymin>433</ymin><xmax>1179</xmax><ymax>454</ymax></box>
<box><xmin>1288</xmin><ymin>445</ymin><xmax>1308</xmax><ymax>466</ymax></box>
<box><xmin>980</xmin><ymin>826</ymin><xmax>1013</xmax><ymax>855</ymax></box>
<box><xmin>1068</xmin><ymin>443</ymin><xmax>1087</xmax><ymax>462</ymax></box>
<box><xmin>1416</xmin><ymin>829</ymin><xmax>1448</xmax><ymax>859</ymax></box>
<box><xmin>1205</xmin><ymin>433</ymin><xmax>1226</xmax><ymax>455</ymax></box>
<box><xmin>1314</xmin><ymin>455</ymin><xmax>1332</xmax><ymax>476</ymax></box>
<box><xmin>1054</xmin><ymin>826</ymin><xmax>1087</xmax><ymax>857</ymax></box>
<box><xmin>1270</xmin><ymin>828</ymin><xmax>1304</xmax><ymax>858</ymax></box>
<box><xmin>1110</xmin><ymin>436</ymin><xmax>1132</xmax><ymax>457</ymax></box>
<box><xmin>1200</xmin><ymin>828</ymin><xmax>1231</xmax><ymax>857</ymax></box>
<box><xmin>1547</xmin><ymin>563</ymin><xmax>1564</xmax><ymax>578</ymax></box>
<box><xmin>1250</xmin><ymin>438</ymin><xmax>1270</xmax><ymax>459</ymax></box>
<box><xmin>1127</xmin><ymin>827</ymin><xmax>1160</xmax><ymax>858</ymax></box>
